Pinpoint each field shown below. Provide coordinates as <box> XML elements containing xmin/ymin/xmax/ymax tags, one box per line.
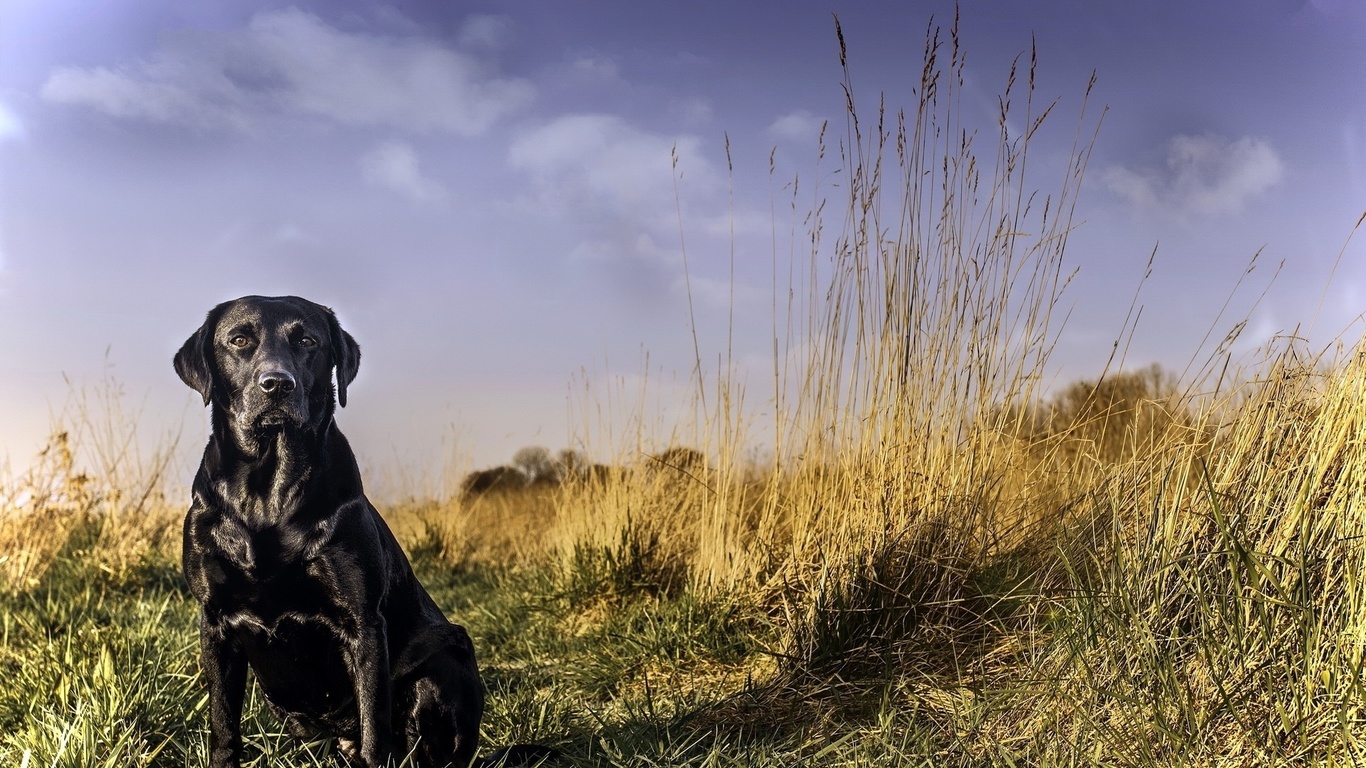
<box><xmin>5</xmin><ymin>21</ymin><xmax>1366</xmax><ymax>768</ymax></box>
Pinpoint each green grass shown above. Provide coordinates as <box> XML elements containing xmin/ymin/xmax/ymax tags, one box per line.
<box><xmin>0</xmin><ymin>516</ymin><xmax>948</xmax><ymax>767</ymax></box>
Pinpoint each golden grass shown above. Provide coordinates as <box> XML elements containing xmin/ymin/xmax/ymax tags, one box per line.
<box><xmin>0</xmin><ymin>432</ymin><xmax>96</xmax><ymax>591</ymax></box>
<box><xmin>1</xmin><ymin>374</ymin><xmax>181</xmax><ymax>592</ymax></box>
<box><xmin>387</xmin><ymin>483</ymin><xmax>562</xmax><ymax>571</ymax></box>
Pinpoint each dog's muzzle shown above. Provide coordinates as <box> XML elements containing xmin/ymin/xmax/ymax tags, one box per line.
<box><xmin>242</xmin><ymin>369</ymin><xmax>308</xmax><ymax>429</ymax></box>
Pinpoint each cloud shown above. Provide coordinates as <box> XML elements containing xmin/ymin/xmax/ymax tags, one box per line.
<box><xmin>457</xmin><ymin>14</ymin><xmax>513</xmax><ymax>50</ymax></box>
<box><xmin>567</xmin><ymin>233</ymin><xmax>672</xmax><ymax>266</ymax></box>
<box><xmin>508</xmin><ymin>113</ymin><xmax>730</xmax><ymax>306</ymax></box>
<box><xmin>509</xmin><ymin>113</ymin><xmax>717</xmax><ymax>221</ymax></box>
<box><xmin>671</xmin><ymin>97</ymin><xmax>714</xmax><ymax>127</ymax></box>
<box><xmin>767</xmin><ymin>110</ymin><xmax>826</xmax><ymax>144</ymax></box>
<box><xmin>0</xmin><ymin>101</ymin><xmax>27</xmax><ymax>142</ymax></box>
<box><xmin>42</xmin><ymin>59</ymin><xmax>238</xmax><ymax>128</ymax></box>
<box><xmin>567</xmin><ymin>55</ymin><xmax>621</xmax><ymax>82</ymax></box>
<box><xmin>1104</xmin><ymin>133</ymin><xmax>1284</xmax><ymax>216</ymax></box>
<box><xmin>1244</xmin><ymin>312</ymin><xmax>1282</xmax><ymax>351</ymax></box>
<box><xmin>40</xmin><ymin>8</ymin><xmax>534</xmax><ymax>135</ymax></box>
<box><xmin>359</xmin><ymin>141</ymin><xmax>446</xmax><ymax>202</ymax></box>
<box><xmin>0</xmin><ymin>101</ymin><xmax>22</xmax><ymax>273</ymax></box>
<box><xmin>677</xmin><ymin>272</ymin><xmax>764</xmax><ymax>310</ymax></box>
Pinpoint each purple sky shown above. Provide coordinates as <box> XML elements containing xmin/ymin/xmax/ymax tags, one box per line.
<box><xmin>2</xmin><ymin>0</ymin><xmax>1364</xmax><ymax>494</ymax></box>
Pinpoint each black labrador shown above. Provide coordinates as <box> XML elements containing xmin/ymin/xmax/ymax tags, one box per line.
<box><xmin>175</xmin><ymin>295</ymin><xmax>553</xmax><ymax>768</ymax></box>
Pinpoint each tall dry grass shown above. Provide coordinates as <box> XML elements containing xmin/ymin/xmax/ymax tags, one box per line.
<box><xmin>996</xmin><ymin>347</ymin><xmax>1366</xmax><ymax>765</ymax></box>
<box><xmin>524</xmin><ymin>14</ymin><xmax>1366</xmax><ymax>763</ymax></box>
<box><xmin>0</xmin><ymin>373</ymin><xmax>181</xmax><ymax>592</ymax></box>
<box><xmin>550</xmin><ymin>12</ymin><xmax>1106</xmax><ymax>661</ymax></box>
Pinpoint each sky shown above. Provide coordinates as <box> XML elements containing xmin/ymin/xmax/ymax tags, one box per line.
<box><xmin>2</xmin><ymin>0</ymin><xmax>1364</xmax><ymax>496</ymax></box>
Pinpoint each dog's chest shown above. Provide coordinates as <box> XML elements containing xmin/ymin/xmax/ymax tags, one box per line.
<box><xmin>206</xmin><ymin>516</ymin><xmax>336</xmax><ymax>616</ymax></box>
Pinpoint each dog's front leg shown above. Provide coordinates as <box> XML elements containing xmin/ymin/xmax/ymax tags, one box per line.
<box><xmin>346</xmin><ymin>618</ymin><xmax>394</xmax><ymax>766</ymax></box>
<box><xmin>200</xmin><ymin>612</ymin><xmax>248</xmax><ymax>768</ymax></box>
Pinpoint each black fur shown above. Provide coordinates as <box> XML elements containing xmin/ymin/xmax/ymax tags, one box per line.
<box><xmin>176</xmin><ymin>295</ymin><xmax>555</xmax><ymax>768</ymax></box>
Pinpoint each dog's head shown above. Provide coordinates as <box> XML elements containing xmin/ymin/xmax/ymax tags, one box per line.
<box><xmin>175</xmin><ymin>296</ymin><xmax>360</xmax><ymax>440</ymax></box>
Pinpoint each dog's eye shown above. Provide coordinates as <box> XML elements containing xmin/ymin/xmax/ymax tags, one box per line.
<box><xmin>229</xmin><ymin>335</ymin><xmax>250</xmax><ymax>348</ymax></box>
<box><xmin>299</xmin><ymin>336</ymin><xmax>317</xmax><ymax>348</ymax></box>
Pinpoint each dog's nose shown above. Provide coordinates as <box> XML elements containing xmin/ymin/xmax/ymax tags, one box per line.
<box><xmin>258</xmin><ymin>370</ymin><xmax>296</xmax><ymax>396</ymax></box>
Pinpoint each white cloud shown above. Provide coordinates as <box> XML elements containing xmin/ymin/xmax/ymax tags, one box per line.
<box><xmin>1104</xmin><ymin>133</ymin><xmax>1284</xmax><ymax>217</ymax></box>
<box><xmin>271</xmin><ymin>223</ymin><xmax>317</xmax><ymax>245</ymax></box>
<box><xmin>767</xmin><ymin>110</ymin><xmax>826</xmax><ymax>143</ymax></box>
<box><xmin>40</xmin><ymin>8</ymin><xmax>534</xmax><ymax>135</ymax></box>
<box><xmin>672</xmin><ymin>97</ymin><xmax>714</xmax><ymax>127</ymax></box>
<box><xmin>676</xmin><ymin>272</ymin><xmax>764</xmax><ymax>310</ymax></box>
<box><xmin>0</xmin><ymin>101</ymin><xmax>21</xmax><ymax>274</ymax></box>
<box><xmin>42</xmin><ymin>59</ymin><xmax>242</xmax><ymax>129</ymax></box>
<box><xmin>457</xmin><ymin>14</ymin><xmax>513</xmax><ymax>50</ymax></box>
<box><xmin>1230</xmin><ymin>310</ymin><xmax>1283</xmax><ymax>354</ymax></box>
<box><xmin>360</xmin><ymin>141</ymin><xmax>446</xmax><ymax>202</ymax></box>
<box><xmin>509</xmin><ymin>113</ymin><xmax>717</xmax><ymax>217</ymax></box>
<box><xmin>567</xmin><ymin>55</ymin><xmax>621</xmax><ymax>82</ymax></box>
<box><xmin>568</xmin><ymin>233</ymin><xmax>673</xmax><ymax>266</ymax></box>
<box><xmin>507</xmin><ymin>113</ymin><xmax>730</xmax><ymax>303</ymax></box>
<box><xmin>695</xmin><ymin>209</ymin><xmax>772</xmax><ymax>239</ymax></box>
<box><xmin>507</xmin><ymin>113</ymin><xmax>778</xmax><ymax>321</ymax></box>
<box><xmin>0</xmin><ymin>101</ymin><xmax>27</xmax><ymax>142</ymax></box>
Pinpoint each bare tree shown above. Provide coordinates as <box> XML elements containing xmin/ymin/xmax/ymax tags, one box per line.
<box><xmin>512</xmin><ymin>445</ymin><xmax>556</xmax><ymax>483</ymax></box>
<box><xmin>556</xmin><ymin>448</ymin><xmax>587</xmax><ymax>478</ymax></box>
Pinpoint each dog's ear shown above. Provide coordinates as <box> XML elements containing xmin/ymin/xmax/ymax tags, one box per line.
<box><xmin>323</xmin><ymin>307</ymin><xmax>361</xmax><ymax>408</ymax></box>
<box><xmin>174</xmin><ymin>303</ymin><xmax>227</xmax><ymax>406</ymax></box>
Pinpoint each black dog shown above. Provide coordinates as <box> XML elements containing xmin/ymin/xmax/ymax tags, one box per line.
<box><xmin>176</xmin><ymin>296</ymin><xmax>553</xmax><ymax>768</ymax></box>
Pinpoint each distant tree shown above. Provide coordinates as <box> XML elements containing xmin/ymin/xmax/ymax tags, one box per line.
<box><xmin>556</xmin><ymin>448</ymin><xmax>587</xmax><ymax>479</ymax></box>
<box><xmin>512</xmin><ymin>445</ymin><xmax>556</xmax><ymax>484</ymax></box>
<box><xmin>587</xmin><ymin>463</ymin><xmax>624</xmax><ymax>484</ymax></box>
<box><xmin>1043</xmin><ymin>364</ymin><xmax>1188</xmax><ymax>460</ymax></box>
<box><xmin>460</xmin><ymin>465</ymin><xmax>527</xmax><ymax>496</ymax></box>
<box><xmin>650</xmin><ymin>446</ymin><xmax>707</xmax><ymax>475</ymax></box>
